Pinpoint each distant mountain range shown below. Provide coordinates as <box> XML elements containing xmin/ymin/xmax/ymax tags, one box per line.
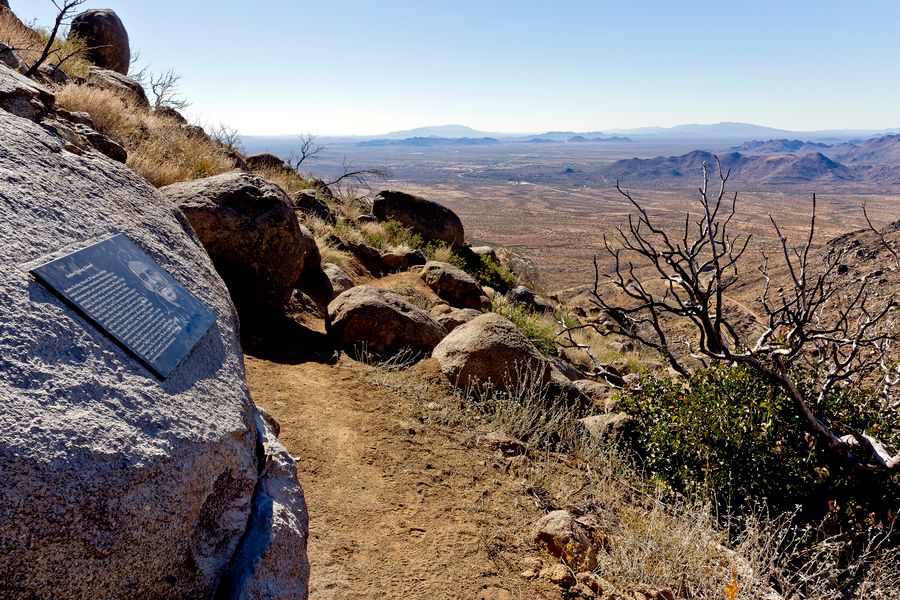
<box><xmin>731</xmin><ymin>139</ymin><xmax>832</xmax><ymax>153</ymax></box>
<box><xmin>602</xmin><ymin>134</ymin><xmax>900</xmax><ymax>189</ymax></box>
<box><xmin>357</xmin><ymin>136</ymin><xmax>499</xmax><ymax>147</ymax></box>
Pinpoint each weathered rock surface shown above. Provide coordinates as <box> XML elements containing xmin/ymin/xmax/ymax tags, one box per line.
<box><xmin>327</xmin><ymin>285</ymin><xmax>447</xmax><ymax>358</ymax></box>
<box><xmin>0</xmin><ymin>108</ymin><xmax>307</xmax><ymax>598</ymax></box>
<box><xmin>430</xmin><ymin>304</ymin><xmax>482</xmax><ymax>331</ymax></box>
<box><xmin>579</xmin><ymin>412</ymin><xmax>633</xmax><ymax>439</ymax></box>
<box><xmin>70</xmin><ymin>9</ymin><xmax>130</xmax><ymax>74</ymax></box>
<box><xmin>0</xmin><ymin>62</ymin><xmax>54</xmax><ymax>121</ymax></box>
<box><xmin>420</xmin><ymin>260</ymin><xmax>489</xmax><ymax>310</ymax></box>
<box><xmin>508</xmin><ymin>285</ymin><xmax>554</xmax><ymax>313</ymax></box>
<box><xmin>373</xmin><ymin>190</ymin><xmax>465</xmax><ymax>247</ymax></box>
<box><xmin>0</xmin><ymin>42</ymin><xmax>20</xmax><ymax>70</ymax></box>
<box><xmin>162</xmin><ymin>171</ymin><xmax>315</xmax><ymax>305</ymax></box>
<box><xmin>246</xmin><ymin>152</ymin><xmax>289</xmax><ymax>171</ymax></box>
<box><xmin>293</xmin><ymin>189</ymin><xmax>335</xmax><ymax>224</ymax></box>
<box><xmin>532</xmin><ymin>510</ymin><xmax>600</xmax><ymax>571</ymax></box>
<box><xmin>322</xmin><ymin>263</ymin><xmax>354</xmax><ymax>299</ymax></box>
<box><xmin>86</xmin><ymin>67</ymin><xmax>150</xmax><ymax>107</ymax></box>
<box><xmin>432</xmin><ymin>313</ymin><xmax>549</xmax><ymax>390</ymax></box>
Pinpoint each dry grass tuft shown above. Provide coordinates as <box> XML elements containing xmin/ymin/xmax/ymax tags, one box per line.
<box><xmin>56</xmin><ymin>83</ymin><xmax>234</xmax><ymax>186</ymax></box>
<box><xmin>252</xmin><ymin>166</ymin><xmax>316</xmax><ymax>196</ymax></box>
<box><xmin>0</xmin><ymin>11</ymin><xmax>93</xmax><ymax>78</ymax></box>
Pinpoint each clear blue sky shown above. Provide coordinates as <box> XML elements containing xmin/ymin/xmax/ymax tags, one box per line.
<box><xmin>14</xmin><ymin>0</ymin><xmax>900</xmax><ymax>135</ymax></box>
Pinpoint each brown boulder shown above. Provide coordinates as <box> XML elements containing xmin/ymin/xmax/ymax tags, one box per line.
<box><xmin>246</xmin><ymin>152</ymin><xmax>288</xmax><ymax>171</ymax></box>
<box><xmin>430</xmin><ymin>304</ymin><xmax>482</xmax><ymax>331</ymax></box>
<box><xmin>86</xmin><ymin>67</ymin><xmax>149</xmax><ymax>107</ymax></box>
<box><xmin>420</xmin><ymin>260</ymin><xmax>489</xmax><ymax>310</ymax></box>
<box><xmin>162</xmin><ymin>172</ymin><xmax>313</xmax><ymax>305</ymax></box>
<box><xmin>326</xmin><ymin>285</ymin><xmax>447</xmax><ymax>359</ymax></box>
<box><xmin>532</xmin><ymin>510</ymin><xmax>600</xmax><ymax>571</ymax></box>
<box><xmin>293</xmin><ymin>189</ymin><xmax>335</xmax><ymax>224</ymax></box>
<box><xmin>70</xmin><ymin>9</ymin><xmax>130</xmax><ymax>74</ymax></box>
<box><xmin>373</xmin><ymin>190</ymin><xmax>464</xmax><ymax>247</ymax></box>
<box><xmin>508</xmin><ymin>285</ymin><xmax>554</xmax><ymax>313</ymax></box>
<box><xmin>432</xmin><ymin>313</ymin><xmax>549</xmax><ymax>391</ymax></box>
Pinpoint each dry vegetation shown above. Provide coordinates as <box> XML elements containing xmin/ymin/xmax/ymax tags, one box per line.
<box><xmin>0</xmin><ymin>8</ymin><xmax>93</xmax><ymax>77</ymax></box>
<box><xmin>55</xmin><ymin>84</ymin><xmax>234</xmax><ymax>186</ymax></box>
<box><xmin>366</xmin><ymin>357</ymin><xmax>900</xmax><ymax>599</ymax></box>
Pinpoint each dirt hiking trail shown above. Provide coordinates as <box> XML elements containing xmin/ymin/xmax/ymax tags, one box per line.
<box><xmin>246</xmin><ymin>353</ymin><xmax>564</xmax><ymax>600</ymax></box>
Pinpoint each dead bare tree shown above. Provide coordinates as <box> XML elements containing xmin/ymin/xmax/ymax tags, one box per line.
<box><xmin>149</xmin><ymin>68</ymin><xmax>190</xmax><ymax>110</ymax></box>
<box><xmin>325</xmin><ymin>156</ymin><xmax>391</xmax><ymax>198</ymax></box>
<box><xmin>208</xmin><ymin>123</ymin><xmax>242</xmax><ymax>152</ymax></box>
<box><xmin>862</xmin><ymin>202</ymin><xmax>900</xmax><ymax>269</ymax></box>
<box><xmin>23</xmin><ymin>0</ymin><xmax>85</xmax><ymax>77</ymax></box>
<box><xmin>286</xmin><ymin>133</ymin><xmax>324</xmax><ymax>171</ymax></box>
<box><xmin>577</xmin><ymin>159</ymin><xmax>899</xmax><ymax>473</ymax></box>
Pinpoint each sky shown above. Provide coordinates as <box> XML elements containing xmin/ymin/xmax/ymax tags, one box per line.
<box><xmin>13</xmin><ymin>0</ymin><xmax>900</xmax><ymax>135</ymax></box>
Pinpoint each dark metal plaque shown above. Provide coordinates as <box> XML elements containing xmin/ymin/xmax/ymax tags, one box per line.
<box><xmin>31</xmin><ymin>233</ymin><xmax>217</xmax><ymax>379</ymax></box>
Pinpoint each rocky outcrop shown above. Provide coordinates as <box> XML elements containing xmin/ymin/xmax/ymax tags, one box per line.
<box><xmin>0</xmin><ymin>107</ymin><xmax>307</xmax><ymax>598</ymax></box>
<box><xmin>508</xmin><ymin>285</ymin><xmax>553</xmax><ymax>313</ymax></box>
<box><xmin>70</xmin><ymin>9</ymin><xmax>131</xmax><ymax>74</ymax></box>
<box><xmin>293</xmin><ymin>189</ymin><xmax>335</xmax><ymax>224</ymax></box>
<box><xmin>162</xmin><ymin>172</ymin><xmax>315</xmax><ymax>306</ymax></box>
<box><xmin>430</xmin><ymin>304</ymin><xmax>482</xmax><ymax>331</ymax></box>
<box><xmin>86</xmin><ymin>67</ymin><xmax>150</xmax><ymax>107</ymax></box>
<box><xmin>322</xmin><ymin>263</ymin><xmax>354</xmax><ymax>299</ymax></box>
<box><xmin>373</xmin><ymin>190</ymin><xmax>465</xmax><ymax>247</ymax></box>
<box><xmin>420</xmin><ymin>260</ymin><xmax>490</xmax><ymax>310</ymax></box>
<box><xmin>0</xmin><ymin>61</ymin><xmax>54</xmax><ymax>121</ymax></box>
<box><xmin>247</xmin><ymin>152</ymin><xmax>289</xmax><ymax>171</ymax></box>
<box><xmin>432</xmin><ymin>313</ymin><xmax>549</xmax><ymax>390</ymax></box>
<box><xmin>531</xmin><ymin>510</ymin><xmax>600</xmax><ymax>571</ymax></box>
<box><xmin>327</xmin><ymin>285</ymin><xmax>447</xmax><ymax>358</ymax></box>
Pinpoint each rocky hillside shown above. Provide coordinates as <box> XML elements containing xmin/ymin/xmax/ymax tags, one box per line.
<box><xmin>2</xmin><ymin>4</ymin><xmax>898</xmax><ymax>599</ymax></box>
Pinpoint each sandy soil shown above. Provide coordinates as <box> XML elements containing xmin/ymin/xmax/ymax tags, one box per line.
<box><xmin>245</xmin><ymin>354</ymin><xmax>564</xmax><ymax>600</ymax></box>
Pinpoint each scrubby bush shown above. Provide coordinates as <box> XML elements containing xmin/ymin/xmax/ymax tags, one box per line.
<box><xmin>617</xmin><ymin>365</ymin><xmax>900</xmax><ymax>546</ymax></box>
<box><xmin>475</xmin><ymin>255</ymin><xmax>518</xmax><ymax>292</ymax></box>
<box><xmin>490</xmin><ymin>298</ymin><xmax>557</xmax><ymax>356</ymax></box>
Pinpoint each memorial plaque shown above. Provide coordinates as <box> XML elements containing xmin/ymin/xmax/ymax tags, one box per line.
<box><xmin>31</xmin><ymin>233</ymin><xmax>217</xmax><ymax>379</ymax></box>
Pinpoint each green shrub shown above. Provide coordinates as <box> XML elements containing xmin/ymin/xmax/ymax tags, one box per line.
<box><xmin>476</xmin><ymin>255</ymin><xmax>518</xmax><ymax>292</ymax></box>
<box><xmin>617</xmin><ymin>365</ymin><xmax>900</xmax><ymax>544</ymax></box>
<box><xmin>491</xmin><ymin>298</ymin><xmax>557</xmax><ymax>356</ymax></box>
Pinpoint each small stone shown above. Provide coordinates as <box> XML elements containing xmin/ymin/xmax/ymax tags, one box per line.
<box><xmin>539</xmin><ymin>563</ymin><xmax>576</xmax><ymax>588</ymax></box>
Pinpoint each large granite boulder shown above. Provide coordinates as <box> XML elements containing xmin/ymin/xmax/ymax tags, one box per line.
<box><xmin>326</xmin><ymin>285</ymin><xmax>447</xmax><ymax>359</ymax></box>
<box><xmin>69</xmin><ymin>9</ymin><xmax>131</xmax><ymax>74</ymax></box>
<box><xmin>420</xmin><ymin>260</ymin><xmax>490</xmax><ymax>310</ymax></box>
<box><xmin>373</xmin><ymin>190</ymin><xmax>465</xmax><ymax>247</ymax></box>
<box><xmin>86</xmin><ymin>67</ymin><xmax>150</xmax><ymax>107</ymax></box>
<box><xmin>432</xmin><ymin>312</ymin><xmax>549</xmax><ymax>390</ymax></box>
<box><xmin>162</xmin><ymin>172</ymin><xmax>316</xmax><ymax>306</ymax></box>
<box><xmin>0</xmin><ymin>108</ymin><xmax>307</xmax><ymax>597</ymax></box>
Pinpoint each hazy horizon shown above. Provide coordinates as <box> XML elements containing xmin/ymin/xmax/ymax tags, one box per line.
<box><xmin>16</xmin><ymin>0</ymin><xmax>900</xmax><ymax>136</ymax></box>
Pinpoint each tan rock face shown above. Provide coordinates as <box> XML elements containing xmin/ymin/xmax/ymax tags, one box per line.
<box><xmin>420</xmin><ymin>260</ymin><xmax>490</xmax><ymax>310</ymax></box>
<box><xmin>432</xmin><ymin>312</ymin><xmax>550</xmax><ymax>391</ymax></box>
<box><xmin>326</xmin><ymin>285</ymin><xmax>448</xmax><ymax>359</ymax></box>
